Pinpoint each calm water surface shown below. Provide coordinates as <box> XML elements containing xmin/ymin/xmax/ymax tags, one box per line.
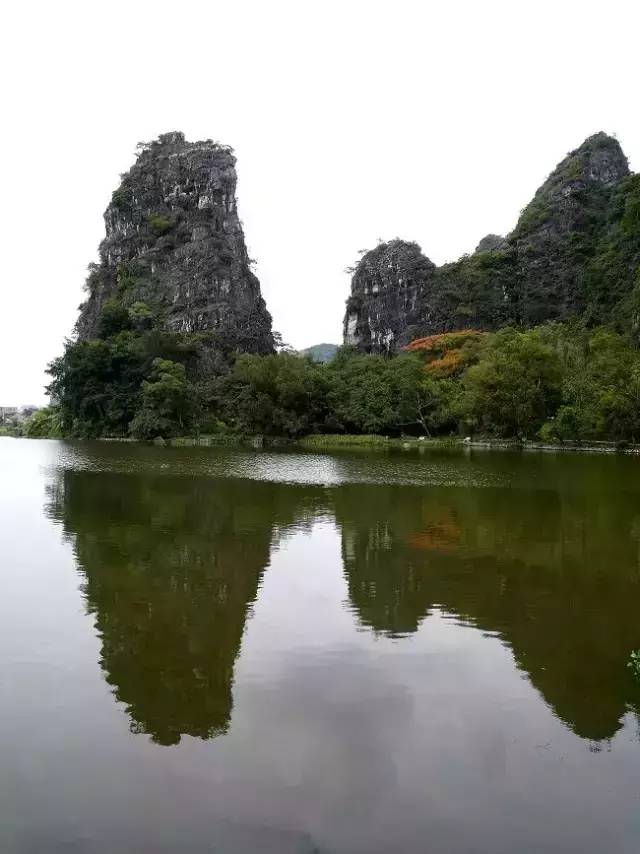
<box><xmin>2</xmin><ymin>438</ymin><xmax>640</xmax><ymax>853</ymax></box>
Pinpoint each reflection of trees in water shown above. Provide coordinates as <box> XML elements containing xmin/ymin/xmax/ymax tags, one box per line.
<box><xmin>47</xmin><ymin>471</ymin><xmax>324</xmax><ymax>745</ymax></box>
<box><xmin>47</xmin><ymin>467</ymin><xmax>640</xmax><ymax>747</ymax></box>
<box><xmin>335</xmin><ymin>483</ymin><xmax>640</xmax><ymax>742</ymax></box>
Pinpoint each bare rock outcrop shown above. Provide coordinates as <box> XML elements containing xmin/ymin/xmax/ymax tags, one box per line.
<box><xmin>77</xmin><ymin>131</ymin><xmax>273</xmax><ymax>355</ymax></box>
<box><xmin>344</xmin><ymin>133</ymin><xmax>638</xmax><ymax>352</ymax></box>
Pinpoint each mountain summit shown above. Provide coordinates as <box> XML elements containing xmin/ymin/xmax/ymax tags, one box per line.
<box><xmin>77</xmin><ymin>132</ymin><xmax>273</xmax><ymax>355</ymax></box>
<box><xmin>344</xmin><ymin>133</ymin><xmax>639</xmax><ymax>353</ymax></box>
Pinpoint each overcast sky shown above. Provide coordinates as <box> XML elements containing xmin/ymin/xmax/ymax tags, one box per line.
<box><xmin>2</xmin><ymin>0</ymin><xmax>639</xmax><ymax>404</ymax></box>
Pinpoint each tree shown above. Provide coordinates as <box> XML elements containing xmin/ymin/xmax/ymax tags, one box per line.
<box><xmin>47</xmin><ymin>333</ymin><xmax>148</xmax><ymax>437</ymax></box>
<box><xmin>24</xmin><ymin>407</ymin><xmax>63</xmax><ymax>438</ymax></box>
<box><xmin>325</xmin><ymin>353</ymin><xmax>397</xmax><ymax>434</ymax></box>
<box><xmin>559</xmin><ymin>330</ymin><xmax>640</xmax><ymax>441</ymax></box>
<box><xmin>129</xmin><ymin>359</ymin><xmax>198</xmax><ymax>439</ymax></box>
<box><xmin>98</xmin><ymin>299</ymin><xmax>131</xmax><ymax>338</ymax></box>
<box><xmin>462</xmin><ymin>329</ymin><xmax>562</xmax><ymax>438</ymax></box>
<box><xmin>220</xmin><ymin>352</ymin><xmax>328</xmax><ymax>437</ymax></box>
<box><xmin>391</xmin><ymin>355</ymin><xmax>460</xmax><ymax>436</ymax></box>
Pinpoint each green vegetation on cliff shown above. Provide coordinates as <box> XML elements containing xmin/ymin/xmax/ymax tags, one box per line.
<box><xmin>344</xmin><ymin>133</ymin><xmax>639</xmax><ymax>352</ymax></box>
<box><xmin>76</xmin><ymin>132</ymin><xmax>273</xmax><ymax>353</ymax></box>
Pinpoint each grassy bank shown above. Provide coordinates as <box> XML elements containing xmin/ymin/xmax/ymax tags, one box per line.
<box><xmin>295</xmin><ymin>434</ymin><xmax>640</xmax><ymax>455</ymax></box>
<box><xmin>294</xmin><ymin>434</ymin><xmax>459</xmax><ymax>451</ymax></box>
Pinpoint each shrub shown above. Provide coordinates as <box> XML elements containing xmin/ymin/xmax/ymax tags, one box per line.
<box><xmin>24</xmin><ymin>407</ymin><xmax>63</xmax><ymax>438</ymax></box>
<box><xmin>99</xmin><ymin>299</ymin><xmax>131</xmax><ymax>338</ymax></box>
<box><xmin>147</xmin><ymin>213</ymin><xmax>173</xmax><ymax>235</ymax></box>
<box><xmin>111</xmin><ymin>188</ymin><xmax>131</xmax><ymax>211</ymax></box>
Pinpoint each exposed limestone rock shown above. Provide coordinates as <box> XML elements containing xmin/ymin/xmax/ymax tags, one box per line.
<box><xmin>343</xmin><ymin>240</ymin><xmax>436</xmax><ymax>353</ymax></box>
<box><xmin>507</xmin><ymin>131</ymin><xmax>630</xmax><ymax>326</ymax></box>
<box><xmin>344</xmin><ymin>133</ymin><xmax>637</xmax><ymax>352</ymax></box>
<box><xmin>77</xmin><ymin>131</ymin><xmax>273</xmax><ymax>354</ymax></box>
<box><xmin>475</xmin><ymin>234</ymin><xmax>507</xmax><ymax>252</ymax></box>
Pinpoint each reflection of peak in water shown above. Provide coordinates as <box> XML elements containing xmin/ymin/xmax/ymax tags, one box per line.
<box><xmin>47</xmin><ymin>463</ymin><xmax>640</xmax><ymax>747</ymax></box>
<box><xmin>334</xmin><ymin>483</ymin><xmax>640</xmax><ymax>743</ymax></box>
<box><xmin>47</xmin><ymin>470</ymin><xmax>326</xmax><ymax>746</ymax></box>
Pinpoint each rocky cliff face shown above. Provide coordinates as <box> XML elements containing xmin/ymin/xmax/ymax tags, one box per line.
<box><xmin>343</xmin><ymin>240</ymin><xmax>436</xmax><ymax>353</ymax></box>
<box><xmin>345</xmin><ymin>133</ymin><xmax>638</xmax><ymax>352</ymax></box>
<box><xmin>77</xmin><ymin>132</ymin><xmax>273</xmax><ymax>354</ymax></box>
<box><xmin>507</xmin><ymin>131</ymin><xmax>630</xmax><ymax>326</ymax></box>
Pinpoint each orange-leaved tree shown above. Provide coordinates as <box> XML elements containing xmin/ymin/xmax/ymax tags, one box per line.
<box><xmin>403</xmin><ymin>330</ymin><xmax>487</xmax><ymax>378</ymax></box>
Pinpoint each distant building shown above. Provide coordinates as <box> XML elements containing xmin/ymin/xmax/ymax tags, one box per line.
<box><xmin>0</xmin><ymin>406</ymin><xmax>40</xmax><ymax>425</ymax></box>
<box><xmin>0</xmin><ymin>406</ymin><xmax>19</xmax><ymax>424</ymax></box>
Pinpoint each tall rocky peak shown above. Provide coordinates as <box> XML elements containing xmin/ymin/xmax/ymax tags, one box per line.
<box><xmin>505</xmin><ymin>132</ymin><xmax>630</xmax><ymax>326</ymax></box>
<box><xmin>511</xmin><ymin>133</ymin><xmax>629</xmax><ymax>246</ymax></box>
<box><xmin>344</xmin><ymin>133</ymin><xmax>639</xmax><ymax>352</ymax></box>
<box><xmin>76</xmin><ymin>131</ymin><xmax>273</xmax><ymax>354</ymax></box>
<box><xmin>514</xmin><ymin>133</ymin><xmax>628</xmax><ymax>239</ymax></box>
<box><xmin>344</xmin><ymin>240</ymin><xmax>436</xmax><ymax>353</ymax></box>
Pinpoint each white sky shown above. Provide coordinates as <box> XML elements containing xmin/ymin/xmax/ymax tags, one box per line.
<box><xmin>1</xmin><ymin>0</ymin><xmax>639</xmax><ymax>405</ymax></box>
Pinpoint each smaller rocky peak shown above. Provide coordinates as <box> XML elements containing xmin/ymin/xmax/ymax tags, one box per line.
<box><xmin>572</xmin><ymin>132</ymin><xmax>629</xmax><ymax>187</ymax></box>
<box><xmin>344</xmin><ymin>239</ymin><xmax>436</xmax><ymax>353</ymax></box>
<box><xmin>352</xmin><ymin>241</ymin><xmax>436</xmax><ymax>295</ymax></box>
<box><xmin>475</xmin><ymin>233</ymin><xmax>508</xmax><ymax>253</ymax></box>
<box><xmin>544</xmin><ymin>132</ymin><xmax>629</xmax><ymax>192</ymax></box>
<box><xmin>156</xmin><ymin>130</ymin><xmax>186</xmax><ymax>146</ymax></box>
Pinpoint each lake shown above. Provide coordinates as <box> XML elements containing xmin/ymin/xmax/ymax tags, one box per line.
<box><xmin>2</xmin><ymin>438</ymin><xmax>640</xmax><ymax>853</ymax></box>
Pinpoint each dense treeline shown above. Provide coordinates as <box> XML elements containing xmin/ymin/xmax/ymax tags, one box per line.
<box><xmin>39</xmin><ymin>321</ymin><xmax>640</xmax><ymax>444</ymax></box>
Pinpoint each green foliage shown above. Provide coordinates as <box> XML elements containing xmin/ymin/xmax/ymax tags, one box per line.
<box><xmin>513</xmin><ymin>199</ymin><xmax>549</xmax><ymax>236</ymax></box>
<box><xmin>49</xmin><ymin>260</ymin><xmax>206</xmax><ymax>438</ymax></box>
<box><xmin>533</xmin><ymin>324</ymin><xmax>640</xmax><ymax>442</ymax></box>
<box><xmin>324</xmin><ymin>353</ymin><xmax>398</xmax><ymax>434</ymax></box>
<box><xmin>433</xmin><ymin>250</ymin><xmax>516</xmax><ymax>331</ymax></box>
<box><xmin>629</xmin><ymin>650</ymin><xmax>640</xmax><ymax>679</ymax></box>
<box><xmin>208</xmin><ymin>350</ymin><xmax>461</xmax><ymax>439</ymax></box>
<box><xmin>111</xmin><ymin>188</ymin><xmax>131</xmax><ymax>211</ymax></box>
<box><xmin>462</xmin><ymin>329</ymin><xmax>562</xmax><ymax>438</ymax></box>
<box><xmin>585</xmin><ymin>175</ymin><xmax>640</xmax><ymax>325</ymax></box>
<box><xmin>49</xmin><ymin>311</ymin><xmax>640</xmax><ymax>444</ymax></box>
<box><xmin>130</xmin><ymin>359</ymin><xmax>198</xmax><ymax>439</ymax></box>
<box><xmin>147</xmin><ymin>213</ymin><xmax>173</xmax><ymax>235</ymax></box>
<box><xmin>540</xmin><ymin>406</ymin><xmax>582</xmax><ymax>443</ymax></box>
<box><xmin>220</xmin><ymin>352</ymin><xmax>329</xmax><ymax>437</ymax></box>
<box><xmin>0</xmin><ymin>424</ymin><xmax>22</xmax><ymax>437</ymax></box>
<box><xmin>390</xmin><ymin>356</ymin><xmax>460</xmax><ymax>436</ymax></box>
<box><xmin>317</xmin><ymin>352</ymin><xmax>457</xmax><ymax>436</ymax></box>
<box><xmin>48</xmin><ymin>334</ymin><xmax>147</xmax><ymax>437</ymax></box>
<box><xmin>562</xmin><ymin>330</ymin><xmax>640</xmax><ymax>440</ymax></box>
<box><xmin>99</xmin><ymin>299</ymin><xmax>132</xmax><ymax>338</ymax></box>
<box><xmin>296</xmin><ymin>434</ymin><xmax>391</xmax><ymax>449</ymax></box>
<box><xmin>116</xmin><ymin>262</ymin><xmax>144</xmax><ymax>294</ymax></box>
<box><xmin>128</xmin><ymin>301</ymin><xmax>154</xmax><ymax>329</ymax></box>
<box><xmin>24</xmin><ymin>406</ymin><xmax>63</xmax><ymax>438</ymax></box>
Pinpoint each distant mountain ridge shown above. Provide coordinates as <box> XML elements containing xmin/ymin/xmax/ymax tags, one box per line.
<box><xmin>344</xmin><ymin>132</ymin><xmax>640</xmax><ymax>353</ymax></box>
<box><xmin>299</xmin><ymin>343</ymin><xmax>339</xmax><ymax>362</ymax></box>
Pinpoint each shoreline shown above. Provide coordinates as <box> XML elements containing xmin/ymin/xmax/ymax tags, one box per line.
<box><xmin>9</xmin><ymin>433</ymin><xmax>640</xmax><ymax>455</ymax></box>
<box><xmin>91</xmin><ymin>434</ymin><xmax>640</xmax><ymax>455</ymax></box>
